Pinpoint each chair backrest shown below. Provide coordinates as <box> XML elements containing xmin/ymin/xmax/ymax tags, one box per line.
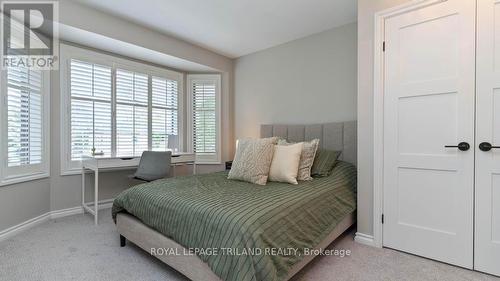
<box><xmin>134</xmin><ymin>151</ymin><xmax>172</xmax><ymax>181</ymax></box>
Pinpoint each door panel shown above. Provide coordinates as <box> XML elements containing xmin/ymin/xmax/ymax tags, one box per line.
<box><xmin>493</xmin><ymin>175</ymin><xmax>500</xmax><ymax>243</ymax></box>
<box><xmin>475</xmin><ymin>0</ymin><xmax>500</xmax><ymax>276</ymax></box>
<box><xmin>396</xmin><ymin>168</ymin><xmax>458</xmax><ymax>234</ymax></box>
<box><xmin>383</xmin><ymin>0</ymin><xmax>475</xmax><ymax>268</ymax></box>
<box><xmin>398</xmin><ymin>92</ymin><xmax>458</xmax><ymax>155</ymax></box>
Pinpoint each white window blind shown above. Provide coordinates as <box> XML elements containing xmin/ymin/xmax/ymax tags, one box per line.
<box><xmin>188</xmin><ymin>75</ymin><xmax>221</xmax><ymax>164</ymax></box>
<box><xmin>1</xmin><ymin>66</ymin><xmax>49</xmax><ymax>186</ymax></box>
<box><xmin>152</xmin><ymin>76</ymin><xmax>178</xmax><ymax>152</ymax></box>
<box><xmin>6</xmin><ymin>67</ymin><xmax>42</xmax><ymax>166</ymax></box>
<box><xmin>70</xmin><ymin>60</ymin><xmax>112</xmax><ymax>160</ymax></box>
<box><xmin>116</xmin><ymin>69</ymin><xmax>149</xmax><ymax>156</ymax></box>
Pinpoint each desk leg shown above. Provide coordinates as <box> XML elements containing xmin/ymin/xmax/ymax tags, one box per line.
<box><xmin>94</xmin><ymin>168</ymin><xmax>99</xmax><ymax>225</ymax></box>
<box><xmin>193</xmin><ymin>162</ymin><xmax>196</xmax><ymax>175</ymax></box>
<box><xmin>81</xmin><ymin>166</ymin><xmax>85</xmax><ymax>211</ymax></box>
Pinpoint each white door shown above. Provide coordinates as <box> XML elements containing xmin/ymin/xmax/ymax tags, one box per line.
<box><xmin>383</xmin><ymin>0</ymin><xmax>475</xmax><ymax>268</ymax></box>
<box><xmin>475</xmin><ymin>0</ymin><xmax>500</xmax><ymax>276</ymax></box>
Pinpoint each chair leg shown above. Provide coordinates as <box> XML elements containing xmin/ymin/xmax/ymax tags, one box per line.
<box><xmin>120</xmin><ymin>235</ymin><xmax>126</xmax><ymax>247</ymax></box>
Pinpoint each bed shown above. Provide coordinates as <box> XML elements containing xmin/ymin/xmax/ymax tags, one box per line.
<box><xmin>112</xmin><ymin>121</ymin><xmax>357</xmax><ymax>281</ymax></box>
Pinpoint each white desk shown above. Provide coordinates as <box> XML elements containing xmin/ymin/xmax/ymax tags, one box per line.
<box><xmin>81</xmin><ymin>153</ymin><xmax>196</xmax><ymax>225</ymax></box>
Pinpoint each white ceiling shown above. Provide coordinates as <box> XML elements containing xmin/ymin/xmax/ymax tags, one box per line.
<box><xmin>72</xmin><ymin>0</ymin><xmax>357</xmax><ymax>58</ymax></box>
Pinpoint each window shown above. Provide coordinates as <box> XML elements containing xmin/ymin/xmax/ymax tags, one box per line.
<box><xmin>60</xmin><ymin>44</ymin><xmax>182</xmax><ymax>174</ymax></box>
<box><xmin>188</xmin><ymin>74</ymin><xmax>221</xmax><ymax>164</ymax></box>
<box><xmin>116</xmin><ymin>70</ymin><xmax>149</xmax><ymax>156</ymax></box>
<box><xmin>0</xmin><ymin>67</ymin><xmax>50</xmax><ymax>185</ymax></box>
<box><xmin>152</xmin><ymin>77</ymin><xmax>179</xmax><ymax>152</ymax></box>
<box><xmin>70</xmin><ymin>60</ymin><xmax>112</xmax><ymax>160</ymax></box>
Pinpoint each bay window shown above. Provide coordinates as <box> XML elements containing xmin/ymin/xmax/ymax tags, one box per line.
<box><xmin>60</xmin><ymin>44</ymin><xmax>182</xmax><ymax>174</ymax></box>
<box><xmin>60</xmin><ymin>44</ymin><xmax>222</xmax><ymax>174</ymax></box>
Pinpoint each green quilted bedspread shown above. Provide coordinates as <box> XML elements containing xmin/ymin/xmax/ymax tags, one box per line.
<box><xmin>112</xmin><ymin>161</ymin><xmax>357</xmax><ymax>281</ymax></box>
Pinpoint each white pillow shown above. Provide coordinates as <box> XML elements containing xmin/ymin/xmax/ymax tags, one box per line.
<box><xmin>268</xmin><ymin>142</ymin><xmax>304</xmax><ymax>184</ymax></box>
<box><xmin>278</xmin><ymin>138</ymin><xmax>319</xmax><ymax>181</ymax></box>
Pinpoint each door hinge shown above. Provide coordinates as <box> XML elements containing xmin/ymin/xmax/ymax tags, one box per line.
<box><xmin>381</xmin><ymin>214</ymin><xmax>385</xmax><ymax>224</ymax></box>
<box><xmin>382</xmin><ymin>41</ymin><xmax>386</xmax><ymax>52</ymax></box>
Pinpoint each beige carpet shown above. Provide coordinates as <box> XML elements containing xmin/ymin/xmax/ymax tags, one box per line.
<box><xmin>0</xmin><ymin>209</ymin><xmax>498</xmax><ymax>281</ymax></box>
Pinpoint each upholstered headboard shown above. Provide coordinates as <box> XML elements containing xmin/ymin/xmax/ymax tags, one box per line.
<box><xmin>260</xmin><ymin>121</ymin><xmax>357</xmax><ymax>165</ymax></box>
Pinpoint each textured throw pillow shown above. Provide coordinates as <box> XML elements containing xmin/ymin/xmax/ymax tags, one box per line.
<box><xmin>278</xmin><ymin>138</ymin><xmax>320</xmax><ymax>181</ymax></box>
<box><xmin>268</xmin><ymin>142</ymin><xmax>304</xmax><ymax>184</ymax></box>
<box><xmin>311</xmin><ymin>149</ymin><xmax>341</xmax><ymax>177</ymax></box>
<box><xmin>228</xmin><ymin>137</ymin><xmax>278</xmax><ymax>185</ymax></box>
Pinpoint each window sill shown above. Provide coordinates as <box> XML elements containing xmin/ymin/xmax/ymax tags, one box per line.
<box><xmin>60</xmin><ymin>168</ymin><xmax>81</xmax><ymax>176</ymax></box>
<box><xmin>0</xmin><ymin>172</ymin><xmax>50</xmax><ymax>187</ymax></box>
<box><xmin>195</xmin><ymin>161</ymin><xmax>222</xmax><ymax>165</ymax></box>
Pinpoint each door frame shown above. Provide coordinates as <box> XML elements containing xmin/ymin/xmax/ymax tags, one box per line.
<box><xmin>370</xmin><ymin>0</ymin><xmax>454</xmax><ymax>248</ymax></box>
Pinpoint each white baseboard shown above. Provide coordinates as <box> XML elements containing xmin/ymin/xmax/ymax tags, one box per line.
<box><xmin>50</xmin><ymin>206</ymin><xmax>83</xmax><ymax>219</ymax></box>
<box><xmin>354</xmin><ymin>232</ymin><xmax>376</xmax><ymax>247</ymax></box>
<box><xmin>0</xmin><ymin>198</ymin><xmax>115</xmax><ymax>242</ymax></box>
<box><xmin>0</xmin><ymin>212</ymin><xmax>51</xmax><ymax>242</ymax></box>
<box><xmin>85</xmin><ymin>198</ymin><xmax>114</xmax><ymax>210</ymax></box>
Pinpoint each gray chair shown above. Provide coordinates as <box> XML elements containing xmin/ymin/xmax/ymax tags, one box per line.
<box><xmin>130</xmin><ymin>151</ymin><xmax>172</xmax><ymax>182</ymax></box>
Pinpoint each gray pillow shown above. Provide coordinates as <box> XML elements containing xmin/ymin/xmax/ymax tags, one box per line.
<box><xmin>228</xmin><ymin>137</ymin><xmax>278</xmax><ymax>185</ymax></box>
<box><xmin>277</xmin><ymin>138</ymin><xmax>319</xmax><ymax>181</ymax></box>
<box><xmin>311</xmin><ymin>149</ymin><xmax>341</xmax><ymax>177</ymax></box>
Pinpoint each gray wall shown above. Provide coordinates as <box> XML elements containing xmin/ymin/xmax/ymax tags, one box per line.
<box><xmin>0</xmin><ymin>180</ymin><xmax>51</xmax><ymax>231</ymax></box>
<box><xmin>357</xmin><ymin>0</ymin><xmax>412</xmax><ymax>237</ymax></box>
<box><xmin>0</xmin><ymin>1</ymin><xmax>234</xmax><ymax>232</ymax></box>
<box><xmin>234</xmin><ymin>22</ymin><xmax>357</xmax><ymax>139</ymax></box>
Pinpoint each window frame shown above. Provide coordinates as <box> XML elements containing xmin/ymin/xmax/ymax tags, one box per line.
<box><xmin>60</xmin><ymin>44</ymin><xmax>184</xmax><ymax>175</ymax></box>
<box><xmin>187</xmin><ymin>74</ymin><xmax>222</xmax><ymax>164</ymax></box>
<box><xmin>0</xmin><ymin>68</ymin><xmax>51</xmax><ymax>186</ymax></box>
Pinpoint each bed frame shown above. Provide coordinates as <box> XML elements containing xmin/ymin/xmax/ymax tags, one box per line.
<box><xmin>116</xmin><ymin>121</ymin><xmax>357</xmax><ymax>281</ymax></box>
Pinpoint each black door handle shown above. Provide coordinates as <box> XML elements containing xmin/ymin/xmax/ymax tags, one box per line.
<box><xmin>479</xmin><ymin>142</ymin><xmax>500</xmax><ymax>152</ymax></box>
<box><xmin>445</xmin><ymin>142</ymin><xmax>470</xmax><ymax>151</ymax></box>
